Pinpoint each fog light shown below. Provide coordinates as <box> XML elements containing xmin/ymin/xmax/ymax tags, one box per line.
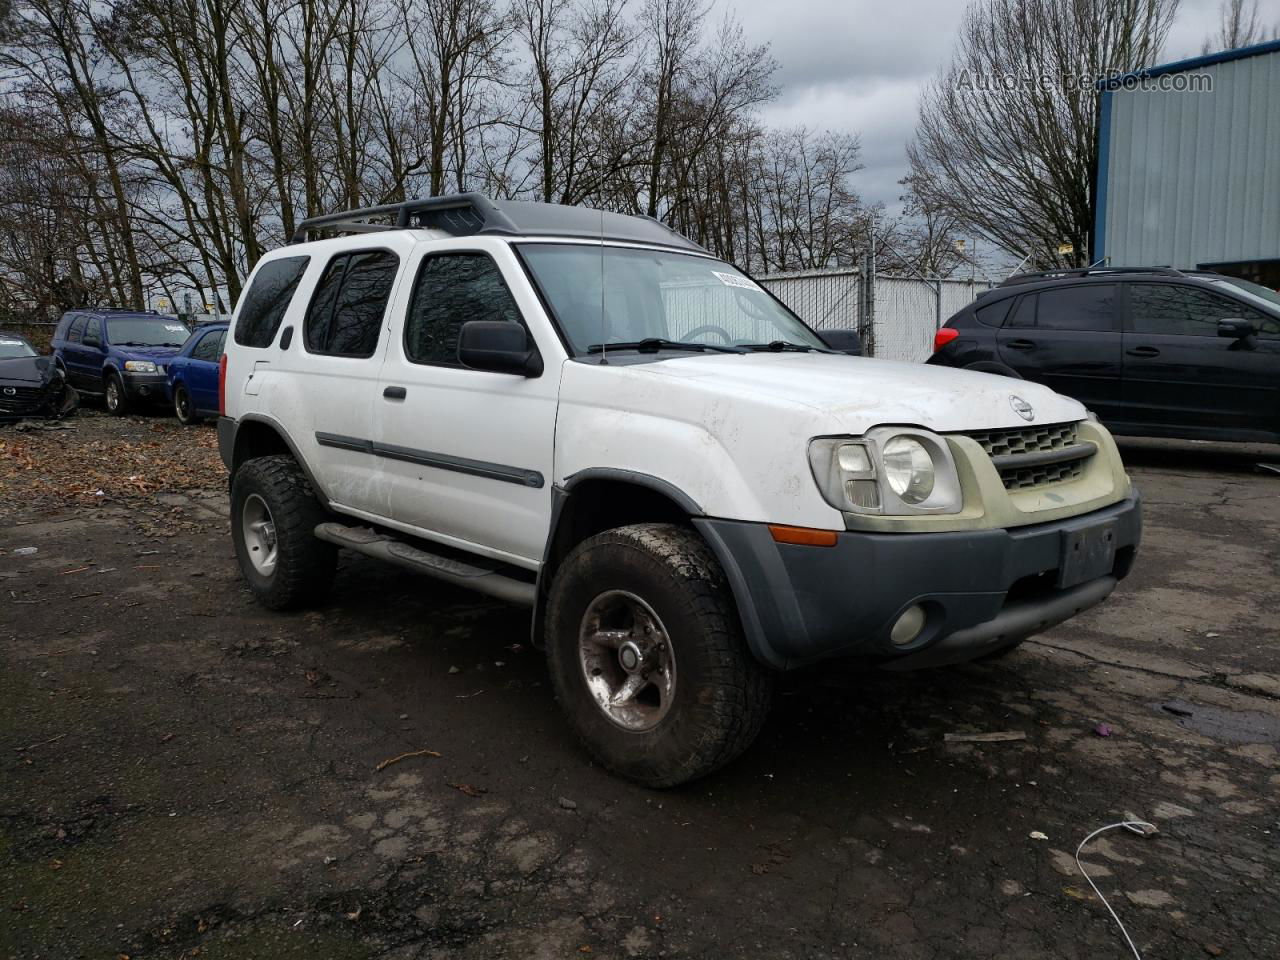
<box><xmin>890</xmin><ymin>604</ymin><xmax>927</xmax><ymax>646</ymax></box>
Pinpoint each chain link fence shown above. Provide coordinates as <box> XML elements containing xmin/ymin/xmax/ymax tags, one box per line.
<box><xmin>759</xmin><ymin>268</ymin><xmax>995</xmax><ymax>363</ymax></box>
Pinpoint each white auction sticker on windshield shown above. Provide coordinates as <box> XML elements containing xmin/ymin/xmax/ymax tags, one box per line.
<box><xmin>712</xmin><ymin>271</ymin><xmax>762</xmax><ymax>292</ymax></box>
<box><xmin>164</xmin><ymin>324</ymin><xmax>187</xmax><ymax>333</ymax></box>
<box><xmin>0</xmin><ymin>338</ymin><xmax>22</xmax><ymax>346</ymax></box>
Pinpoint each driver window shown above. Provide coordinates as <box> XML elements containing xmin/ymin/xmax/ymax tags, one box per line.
<box><xmin>405</xmin><ymin>253</ymin><xmax>524</xmax><ymax>366</ymax></box>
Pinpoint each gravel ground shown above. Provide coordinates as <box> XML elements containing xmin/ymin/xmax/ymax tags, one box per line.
<box><xmin>2</xmin><ymin>412</ymin><xmax>1278</xmax><ymax>959</ymax></box>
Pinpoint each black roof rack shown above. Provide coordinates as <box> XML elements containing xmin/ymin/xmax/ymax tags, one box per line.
<box><xmin>290</xmin><ymin>193</ymin><xmax>708</xmax><ymax>253</ymax></box>
<box><xmin>999</xmin><ymin>266</ymin><xmax>1187</xmax><ymax>288</ymax></box>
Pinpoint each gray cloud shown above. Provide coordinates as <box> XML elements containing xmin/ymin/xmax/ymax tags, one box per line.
<box><xmin>731</xmin><ymin>0</ymin><xmax>1231</xmax><ymax>213</ymax></box>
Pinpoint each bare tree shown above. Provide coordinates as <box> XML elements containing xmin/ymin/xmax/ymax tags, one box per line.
<box><xmin>907</xmin><ymin>0</ymin><xmax>1179</xmax><ymax>268</ymax></box>
<box><xmin>1202</xmin><ymin>0</ymin><xmax>1276</xmax><ymax>53</ymax></box>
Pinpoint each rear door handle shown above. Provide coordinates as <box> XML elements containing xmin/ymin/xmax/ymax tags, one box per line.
<box><xmin>1126</xmin><ymin>346</ymin><xmax>1160</xmax><ymax>358</ymax></box>
<box><xmin>383</xmin><ymin>385</ymin><xmax>407</xmax><ymax>400</ymax></box>
<box><xmin>1006</xmin><ymin>339</ymin><xmax>1036</xmax><ymax>350</ymax></box>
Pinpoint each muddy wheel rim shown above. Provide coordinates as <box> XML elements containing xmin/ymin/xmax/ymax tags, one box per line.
<box><xmin>175</xmin><ymin>388</ymin><xmax>190</xmax><ymax>420</ymax></box>
<box><xmin>241</xmin><ymin>493</ymin><xmax>278</xmax><ymax>576</ymax></box>
<box><xmin>106</xmin><ymin>379</ymin><xmax>119</xmax><ymax>411</ymax></box>
<box><xmin>578</xmin><ymin>590</ymin><xmax>676</xmax><ymax>732</ymax></box>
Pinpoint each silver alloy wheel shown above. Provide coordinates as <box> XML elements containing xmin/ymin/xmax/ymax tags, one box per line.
<box><xmin>578</xmin><ymin>590</ymin><xmax>677</xmax><ymax>731</ymax></box>
<box><xmin>175</xmin><ymin>387</ymin><xmax>190</xmax><ymax>421</ymax></box>
<box><xmin>105</xmin><ymin>378</ymin><xmax>119</xmax><ymax>411</ymax></box>
<box><xmin>241</xmin><ymin>493</ymin><xmax>279</xmax><ymax>576</ymax></box>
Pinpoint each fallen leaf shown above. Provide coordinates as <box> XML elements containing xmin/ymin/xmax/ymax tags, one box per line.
<box><xmin>944</xmin><ymin>731</ymin><xmax>1027</xmax><ymax>743</ymax></box>
<box><xmin>449</xmin><ymin>782</ymin><xmax>487</xmax><ymax>798</ymax></box>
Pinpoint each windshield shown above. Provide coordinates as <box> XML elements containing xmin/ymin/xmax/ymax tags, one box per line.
<box><xmin>0</xmin><ymin>336</ymin><xmax>36</xmax><ymax>359</ymax></box>
<box><xmin>107</xmin><ymin>316</ymin><xmax>190</xmax><ymax>347</ymax></box>
<box><xmin>1208</xmin><ymin>277</ymin><xmax>1280</xmax><ymax>312</ymax></box>
<box><xmin>518</xmin><ymin>244</ymin><xmax>826</xmax><ymax>355</ymax></box>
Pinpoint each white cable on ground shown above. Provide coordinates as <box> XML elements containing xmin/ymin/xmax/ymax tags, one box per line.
<box><xmin>1075</xmin><ymin>819</ymin><xmax>1158</xmax><ymax>960</ymax></box>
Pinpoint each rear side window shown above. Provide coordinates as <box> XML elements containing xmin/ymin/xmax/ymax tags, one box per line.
<box><xmin>66</xmin><ymin>315</ymin><xmax>87</xmax><ymax>343</ymax></box>
<box><xmin>304</xmin><ymin>250</ymin><xmax>399</xmax><ymax>358</ymax></box>
<box><xmin>1034</xmin><ymin>284</ymin><xmax>1118</xmax><ymax>332</ymax></box>
<box><xmin>235</xmin><ymin>256</ymin><xmax>310</xmax><ymax>348</ymax></box>
<box><xmin>975</xmin><ymin>298</ymin><xmax>1013</xmax><ymax>326</ymax></box>
<box><xmin>404</xmin><ymin>253</ymin><xmax>523</xmax><ymax>366</ymax></box>
<box><xmin>1130</xmin><ymin>284</ymin><xmax>1280</xmax><ymax>339</ymax></box>
<box><xmin>191</xmin><ymin>330</ymin><xmax>224</xmax><ymax>361</ymax></box>
<box><xmin>56</xmin><ymin>313</ymin><xmax>79</xmax><ymax>339</ymax></box>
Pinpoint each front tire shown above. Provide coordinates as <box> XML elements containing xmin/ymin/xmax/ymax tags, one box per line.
<box><xmin>230</xmin><ymin>456</ymin><xmax>336</xmax><ymax>610</ymax></box>
<box><xmin>545</xmin><ymin>523</ymin><xmax>773</xmax><ymax>787</ymax></box>
<box><xmin>173</xmin><ymin>384</ymin><xmax>199</xmax><ymax>425</ymax></box>
<box><xmin>104</xmin><ymin>372</ymin><xmax>130</xmax><ymax>416</ymax></box>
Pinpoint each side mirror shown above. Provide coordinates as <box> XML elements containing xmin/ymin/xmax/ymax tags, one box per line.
<box><xmin>458</xmin><ymin>321</ymin><xmax>542</xmax><ymax>377</ymax></box>
<box><xmin>1217</xmin><ymin>318</ymin><xmax>1255</xmax><ymax>339</ymax></box>
<box><xmin>817</xmin><ymin>328</ymin><xmax>862</xmax><ymax>356</ymax></box>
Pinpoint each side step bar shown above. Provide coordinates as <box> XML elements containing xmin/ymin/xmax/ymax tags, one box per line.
<box><xmin>314</xmin><ymin>522</ymin><xmax>536</xmax><ymax>607</ymax></box>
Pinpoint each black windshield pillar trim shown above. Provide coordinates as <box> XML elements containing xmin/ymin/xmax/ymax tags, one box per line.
<box><xmin>314</xmin><ymin>432</ymin><xmax>544</xmax><ymax>488</ymax></box>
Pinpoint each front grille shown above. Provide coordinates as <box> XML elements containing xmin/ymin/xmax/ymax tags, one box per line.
<box><xmin>967</xmin><ymin>422</ymin><xmax>1080</xmax><ymax>458</ymax></box>
<box><xmin>0</xmin><ymin>384</ymin><xmax>50</xmax><ymax>414</ymax></box>
<box><xmin>1000</xmin><ymin>459</ymin><xmax>1086</xmax><ymax>490</ymax></box>
<box><xmin>964</xmin><ymin>421</ymin><xmax>1093</xmax><ymax>491</ymax></box>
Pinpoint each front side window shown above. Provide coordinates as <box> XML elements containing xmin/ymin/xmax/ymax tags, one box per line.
<box><xmin>405</xmin><ymin>253</ymin><xmax>524</xmax><ymax>366</ymax></box>
<box><xmin>1034</xmin><ymin>284</ymin><xmax>1118</xmax><ymax>332</ymax></box>
<box><xmin>84</xmin><ymin>317</ymin><xmax>102</xmax><ymax>344</ymax></box>
<box><xmin>1128</xmin><ymin>284</ymin><xmax>1279</xmax><ymax>337</ymax></box>
<box><xmin>518</xmin><ymin>244</ymin><xmax>826</xmax><ymax>354</ymax></box>
<box><xmin>106</xmin><ymin>315</ymin><xmax>189</xmax><ymax>347</ymax></box>
<box><xmin>235</xmin><ymin>255</ymin><xmax>310</xmax><ymax>348</ymax></box>
<box><xmin>304</xmin><ymin>250</ymin><xmax>398</xmax><ymax>358</ymax></box>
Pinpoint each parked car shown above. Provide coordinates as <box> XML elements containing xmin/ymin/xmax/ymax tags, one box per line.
<box><xmin>0</xmin><ymin>331</ymin><xmax>78</xmax><ymax>421</ymax></box>
<box><xmin>50</xmin><ymin>309</ymin><xmax>191</xmax><ymax>415</ymax></box>
<box><xmin>928</xmin><ymin>267</ymin><xmax>1280</xmax><ymax>444</ymax></box>
<box><xmin>218</xmin><ymin>194</ymin><xmax>1141</xmax><ymax>787</ymax></box>
<box><xmin>165</xmin><ymin>323</ymin><xmax>228</xmax><ymax>425</ymax></box>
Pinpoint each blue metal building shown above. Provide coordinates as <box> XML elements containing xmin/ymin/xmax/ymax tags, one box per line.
<box><xmin>1094</xmin><ymin>39</ymin><xmax>1280</xmax><ymax>287</ymax></box>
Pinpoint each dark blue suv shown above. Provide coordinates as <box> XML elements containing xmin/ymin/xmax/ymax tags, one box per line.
<box><xmin>51</xmin><ymin>309</ymin><xmax>191</xmax><ymax>415</ymax></box>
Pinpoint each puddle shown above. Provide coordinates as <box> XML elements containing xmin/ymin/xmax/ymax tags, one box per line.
<box><xmin>1156</xmin><ymin>700</ymin><xmax>1280</xmax><ymax>744</ymax></box>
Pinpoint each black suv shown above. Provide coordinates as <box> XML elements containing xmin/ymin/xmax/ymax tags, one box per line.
<box><xmin>928</xmin><ymin>268</ymin><xmax>1280</xmax><ymax>444</ymax></box>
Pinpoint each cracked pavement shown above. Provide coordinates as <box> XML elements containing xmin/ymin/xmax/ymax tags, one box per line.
<box><xmin>2</xmin><ymin>419</ymin><xmax>1278</xmax><ymax>959</ymax></box>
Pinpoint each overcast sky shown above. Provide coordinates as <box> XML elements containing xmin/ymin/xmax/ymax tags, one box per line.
<box><xmin>733</xmin><ymin>0</ymin><xmax>1231</xmax><ymax>216</ymax></box>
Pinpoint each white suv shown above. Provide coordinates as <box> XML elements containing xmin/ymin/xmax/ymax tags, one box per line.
<box><xmin>217</xmin><ymin>194</ymin><xmax>1141</xmax><ymax>786</ymax></box>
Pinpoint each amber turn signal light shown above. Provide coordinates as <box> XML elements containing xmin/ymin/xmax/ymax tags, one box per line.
<box><xmin>767</xmin><ymin>524</ymin><xmax>838</xmax><ymax>547</ymax></box>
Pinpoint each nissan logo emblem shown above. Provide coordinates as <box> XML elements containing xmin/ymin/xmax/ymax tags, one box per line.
<box><xmin>1010</xmin><ymin>395</ymin><xmax>1034</xmax><ymax>421</ymax></box>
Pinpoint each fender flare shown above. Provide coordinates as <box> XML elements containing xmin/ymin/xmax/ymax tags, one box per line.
<box><xmin>226</xmin><ymin>413</ymin><xmax>333</xmax><ymax>507</ymax></box>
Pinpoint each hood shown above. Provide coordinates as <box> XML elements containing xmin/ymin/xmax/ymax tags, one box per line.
<box><xmin>0</xmin><ymin>355</ymin><xmax>55</xmax><ymax>386</ymax></box>
<box><xmin>632</xmin><ymin>352</ymin><xmax>1086</xmax><ymax>433</ymax></box>
<box><xmin>116</xmin><ymin>345</ymin><xmax>181</xmax><ymax>361</ymax></box>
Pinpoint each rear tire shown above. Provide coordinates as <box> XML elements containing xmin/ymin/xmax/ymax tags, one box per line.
<box><xmin>230</xmin><ymin>456</ymin><xmax>336</xmax><ymax>610</ymax></box>
<box><xmin>173</xmin><ymin>384</ymin><xmax>199</xmax><ymax>425</ymax></box>
<box><xmin>545</xmin><ymin>523</ymin><xmax>773</xmax><ymax>788</ymax></box>
<box><xmin>104</xmin><ymin>372</ymin><xmax>130</xmax><ymax>416</ymax></box>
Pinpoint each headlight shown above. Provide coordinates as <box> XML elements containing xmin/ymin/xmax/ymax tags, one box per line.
<box><xmin>882</xmin><ymin>436</ymin><xmax>934</xmax><ymax>504</ymax></box>
<box><xmin>124</xmin><ymin>360</ymin><xmax>157</xmax><ymax>373</ymax></box>
<box><xmin>808</xmin><ymin>427</ymin><xmax>963</xmax><ymax>516</ymax></box>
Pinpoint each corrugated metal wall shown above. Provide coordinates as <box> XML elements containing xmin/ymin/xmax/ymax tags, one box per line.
<box><xmin>1099</xmin><ymin>49</ymin><xmax>1280</xmax><ymax>267</ymax></box>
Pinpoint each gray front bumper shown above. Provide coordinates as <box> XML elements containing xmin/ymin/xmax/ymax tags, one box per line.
<box><xmin>694</xmin><ymin>491</ymin><xmax>1141</xmax><ymax>671</ymax></box>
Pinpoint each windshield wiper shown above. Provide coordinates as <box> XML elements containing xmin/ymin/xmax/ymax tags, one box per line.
<box><xmin>586</xmin><ymin>338</ymin><xmax>744</xmax><ymax>355</ymax></box>
<box><xmin>115</xmin><ymin>341</ymin><xmax>153</xmax><ymax>346</ymax></box>
<box><xmin>741</xmin><ymin>340</ymin><xmax>833</xmax><ymax>353</ymax></box>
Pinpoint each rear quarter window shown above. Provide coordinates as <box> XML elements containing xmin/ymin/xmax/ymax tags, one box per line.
<box><xmin>234</xmin><ymin>256</ymin><xmax>311</xmax><ymax>348</ymax></box>
<box><xmin>975</xmin><ymin>298</ymin><xmax>1014</xmax><ymax>326</ymax></box>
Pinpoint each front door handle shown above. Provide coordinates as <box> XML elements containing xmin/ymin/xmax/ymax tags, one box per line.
<box><xmin>383</xmin><ymin>385</ymin><xmax>407</xmax><ymax>400</ymax></box>
<box><xmin>1126</xmin><ymin>346</ymin><xmax>1160</xmax><ymax>358</ymax></box>
<box><xmin>1006</xmin><ymin>339</ymin><xmax>1036</xmax><ymax>350</ymax></box>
